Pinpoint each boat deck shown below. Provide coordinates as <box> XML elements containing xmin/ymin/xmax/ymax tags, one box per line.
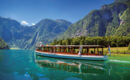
<box><xmin>36</xmin><ymin>50</ymin><xmax>103</xmax><ymax>56</ymax></box>
<box><xmin>35</xmin><ymin>45</ymin><xmax>107</xmax><ymax>60</ymax></box>
<box><xmin>36</xmin><ymin>50</ymin><xmax>107</xmax><ymax>60</ymax></box>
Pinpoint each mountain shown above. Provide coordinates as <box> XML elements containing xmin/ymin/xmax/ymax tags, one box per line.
<box><xmin>0</xmin><ymin>38</ymin><xmax>9</xmax><ymax>49</ymax></box>
<box><xmin>1</xmin><ymin>0</ymin><xmax>129</xmax><ymax>49</ymax></box>
<box><xmin>0</xmin><ymin>17</ymin><xmax>71</xmax><ymax>49</ymax></box>
<box><xmin>0</xmin><ymin>17</ymin><xmax>35</xmax><ymax>49</ymax></box>
<box><xmin>25</xmin><ymin>19</ymin><xmax>71</xmax><ymax>49</ymax></box>
<box><xmin>61</xmin><ymin>0</ymin><xmax>130</xmax><ymax>38</ymax></box>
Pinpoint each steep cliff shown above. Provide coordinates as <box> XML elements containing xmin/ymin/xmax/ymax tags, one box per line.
<box><xmin>61</xmin><ymin>0</ymin><xmax>130</xmax><ymax>38</ymax></box>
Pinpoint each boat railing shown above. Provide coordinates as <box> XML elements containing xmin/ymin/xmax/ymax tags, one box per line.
<box><xmin>36</xmin><ymin>45</ymin><xmax>104</xmax><ymax>56</ymax></box>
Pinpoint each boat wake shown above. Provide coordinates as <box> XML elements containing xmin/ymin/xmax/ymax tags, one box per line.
<box><xmin>109</xmin><ymin>60</ymin><xmax>130</xmax><ymax>63</ymax></box>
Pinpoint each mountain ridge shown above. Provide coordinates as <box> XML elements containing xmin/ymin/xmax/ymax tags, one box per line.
<box><xmin>0</xmin><ymin>17</ymin><xmax>71</xmax><ymax>49</ymax></box>
<box><xmin>60</xmin><ymin>0</ymin><xmax>130</xmax><ymax>39</ymax></box>
<box><xmin>0</xmin><ymin>0</ymin><xmax>130</xmax><ymax>49</ymax></box>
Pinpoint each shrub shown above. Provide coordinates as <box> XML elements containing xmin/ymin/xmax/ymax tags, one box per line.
<box><xmin>128</xmin><ymin>44</ymin><xmax>130</xmax><ymax>50</ymax></box>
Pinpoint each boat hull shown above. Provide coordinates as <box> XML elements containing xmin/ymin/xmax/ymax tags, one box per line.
<box><xmin>35</xmin><ymin>51</ymin><xmax>108</xmax><ymax>61</ymax></box>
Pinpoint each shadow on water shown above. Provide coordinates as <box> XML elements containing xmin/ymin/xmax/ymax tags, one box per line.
<box><xmin>0</xmin><ymin>50</ymin><xmax>130</xmax><ymax>80</ymax></box>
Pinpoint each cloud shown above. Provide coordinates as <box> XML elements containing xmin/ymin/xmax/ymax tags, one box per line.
<box><xmin>32</xmin><ymin>23</ymin><xmax>35</xmax><ymax>26</ymax></box>
<box><xmin>21</xmin><ymin>20</ymin><xmax>29</xmax><ymax>25</ymax></box>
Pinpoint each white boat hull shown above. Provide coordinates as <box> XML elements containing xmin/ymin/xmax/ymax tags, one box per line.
<box><xmin>35</xmin><ymin>51</ymin><xmax>108</xmax><ymax>61</ymax></box>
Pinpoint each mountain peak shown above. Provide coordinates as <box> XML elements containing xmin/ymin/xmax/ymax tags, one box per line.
<box><xmin>56</xmin><ymin>19</ymin><xmax>72</xmax><ymax>24</ymax></box>
<box><xmin>40</xmin><ymin>18</ymin><xmax>54</xmax><ymax>22</ymax></box>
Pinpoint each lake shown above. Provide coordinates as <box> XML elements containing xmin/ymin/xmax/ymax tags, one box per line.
<box><xmin>0</xmin><ymin>50</ymin><xmax>130</xmax><ymax>80</ymax></box>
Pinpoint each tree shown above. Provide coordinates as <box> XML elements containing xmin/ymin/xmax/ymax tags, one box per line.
<box><xmin>0</xmin><ymin>38</ymin><xmax>9</xmax><ymax>49</ymax></box>
<box><xmin>128</xmin><ymin>43</ymin><xmax>130</xmax><ymax>50</ymax></box>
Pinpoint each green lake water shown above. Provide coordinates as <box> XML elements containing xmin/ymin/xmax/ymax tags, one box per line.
<box><xmin>0</xmin><ymin>50</ymin><xmax>130</xmax><ymax>80</ymax></box>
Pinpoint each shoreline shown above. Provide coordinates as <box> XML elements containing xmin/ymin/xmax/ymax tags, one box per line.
<box><xmin>10</xmin><ymin>48</ymin><xmax>20</xmax><ymax>50</ymax></box>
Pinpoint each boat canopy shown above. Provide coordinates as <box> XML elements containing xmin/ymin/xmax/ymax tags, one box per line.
<box><xmin>36</xmin><ymin>45</ymin><xmax>104</xmax><ymax>56</ymax></box>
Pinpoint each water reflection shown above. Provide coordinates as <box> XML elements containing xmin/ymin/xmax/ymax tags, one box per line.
<box><xmin>35</xmin><ymin>55</ymin><xmax>107</xmax><ymax>75</ymax></box>
<box><xmin>35</xmin><ymin>55</ymin><xmax>130</xmax><ymax>80</ymax></box>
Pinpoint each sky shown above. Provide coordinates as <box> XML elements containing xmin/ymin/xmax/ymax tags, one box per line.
<box><xmin>0</xmin><ymin>0</ymin><xmax>114</xmax><ymax>25</ymax></box>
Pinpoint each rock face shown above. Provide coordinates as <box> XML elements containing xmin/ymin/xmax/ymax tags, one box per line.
<box><xmin>0</xmin><ymin>17</ymin><xmax>71</xmax><ymax>49</ymax></box>
<box><xmin>0</xmin><ymin>38</ymin><xmax>9</xmax><ymax>49</ymax></box>
<box><xmin>25</xmin><ymin>19</ymin><xmax>71</xmax><ymax>49</ymax></box>
<box><xmin>61</xmin><ymin>0</ymin><xmax>130</xmax><ymax>38</ymax></box>
<box><xmin>0</xmin><ymin>17</ymin><xmax>34</xmax><ymax>49</ymax></box>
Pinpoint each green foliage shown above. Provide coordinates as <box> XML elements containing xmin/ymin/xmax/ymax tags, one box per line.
<box><xmin>51</xmin><ymin>36</ymin><xmax>130</xmax><ymax>47</ymax></box>
<box><xmin>128</xmin><ymin>44</ymin><xmax>130</xmax><ymax>50</ymax></box>
<box><xmin>115</xmin><ymin>7</ymin><xmax>130</xmax><ymax>36</ymax></box>
<box><xmin>0</xmin><ymin>38</ymin><xmax>9</xmax><ymax>49</ymax></box>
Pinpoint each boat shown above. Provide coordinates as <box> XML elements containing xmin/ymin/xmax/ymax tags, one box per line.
<box><xmin>35</xmin><ymin>44</ymin><xmax>108</xmax><ymax>61</ymax></box>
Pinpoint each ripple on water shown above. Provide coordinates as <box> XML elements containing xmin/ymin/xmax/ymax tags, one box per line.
<box><xmin>109</xmin><ymin>60</ymin><xmax>130</xmax><ymax>63</ymax></box>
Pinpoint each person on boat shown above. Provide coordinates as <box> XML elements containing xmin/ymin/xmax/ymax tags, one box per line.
<box><xmin>78</xmin><ymin>46</ymin><xmax>82</xmax><ymax>56</ymax></box>
<box><xmin>78</xmin><ymin>51</ymin><xmax>81</xmax><ymax>56</ymax></box>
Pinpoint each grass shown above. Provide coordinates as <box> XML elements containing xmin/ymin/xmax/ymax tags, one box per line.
<box><xmin>104</xmin><ymin>47</ymin><xmax>130</xmax><ymax>54</ymax></box>
<box><xmin>89</xmin><ymin>47</ymin><xmax>130</xmax><ymax>61</ymax></box>
<box><xmin>108</xmin><ymin>54</ymin><xmax>130</xmax><ymax>61</ymax></box>
<box><xmin>104</xmin><ymin>47</ymin><xmax>130</xmax><ymax>61</ymax></box>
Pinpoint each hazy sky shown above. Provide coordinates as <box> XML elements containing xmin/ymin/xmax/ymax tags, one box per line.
<box><xmin>0</xmin><ymin>0</ymin><xmax>114</xmax><ymax>25</ymax></box>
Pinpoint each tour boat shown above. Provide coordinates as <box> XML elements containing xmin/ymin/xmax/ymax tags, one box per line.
<box><xmin>35</xmin><ymin>44</ymin><xmax>108</xmax><ymax>61</ymax></box>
